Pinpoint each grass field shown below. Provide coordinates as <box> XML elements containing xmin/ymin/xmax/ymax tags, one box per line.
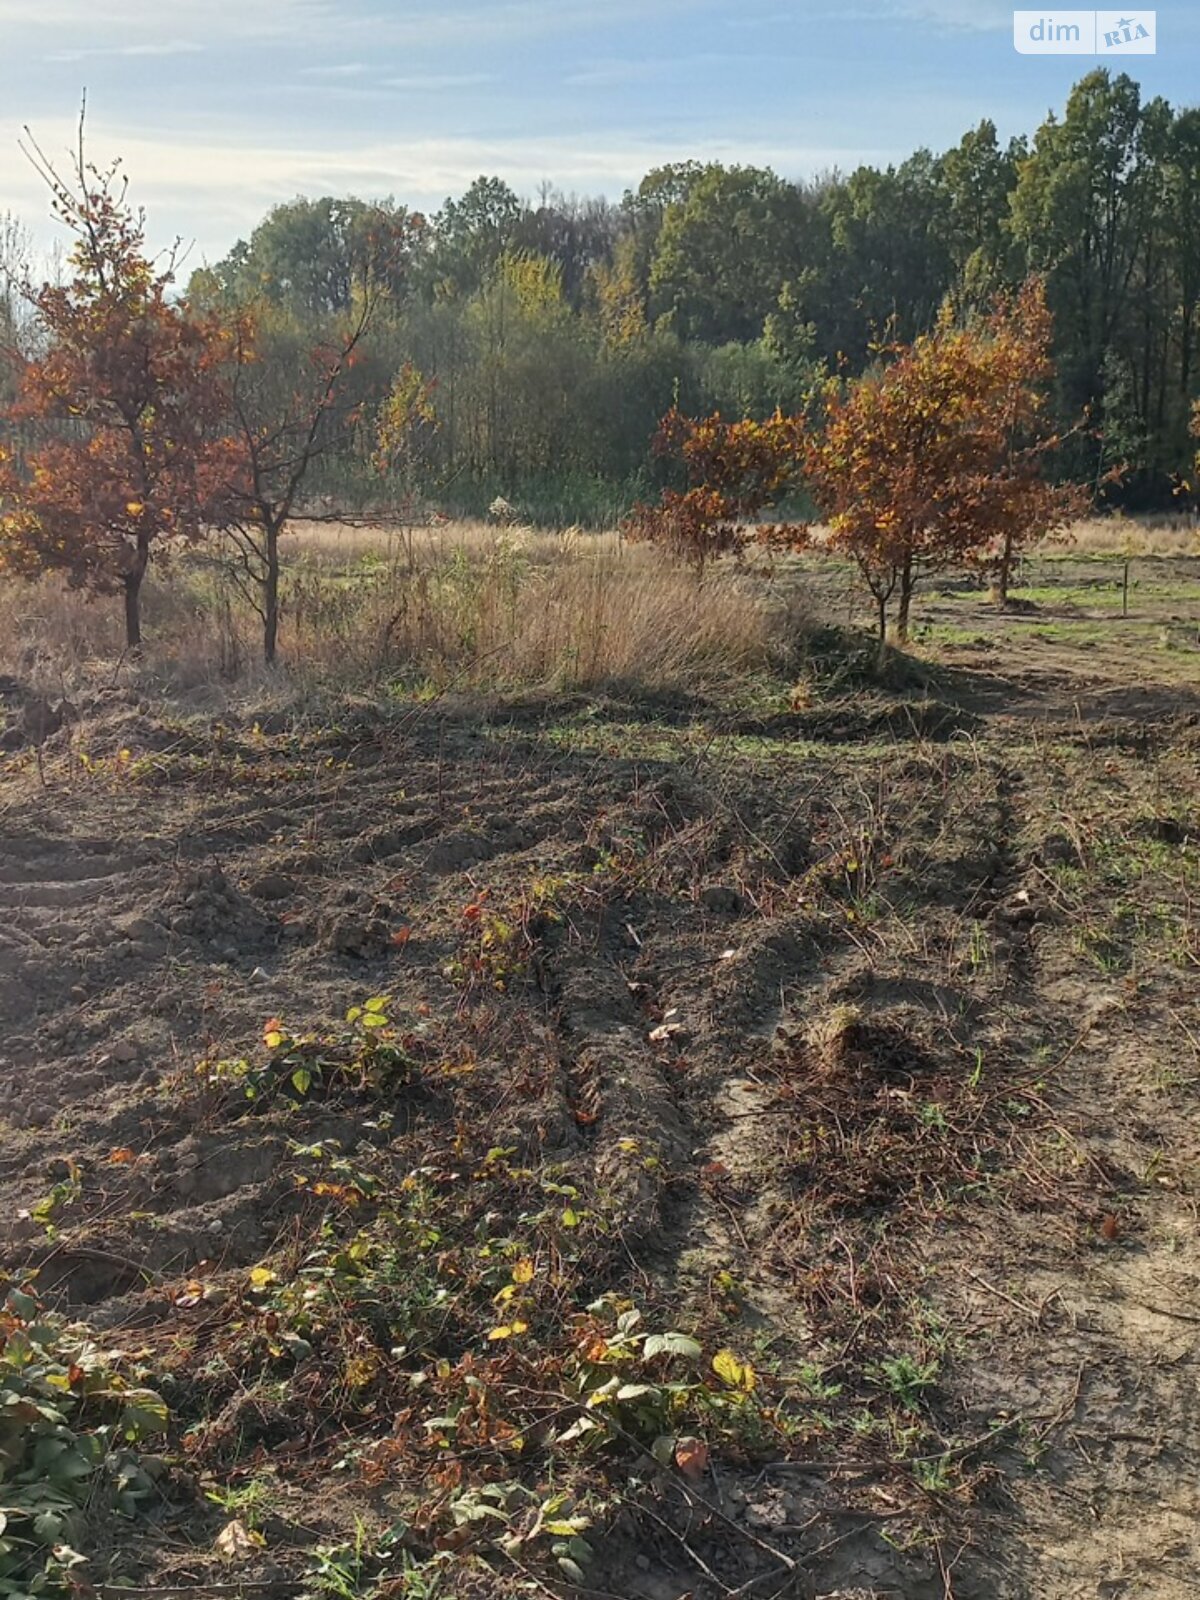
<box><xmin>0</xmin><ymin>517</ymin><xmax>1197</xmax><ymax>1600</ymax></box>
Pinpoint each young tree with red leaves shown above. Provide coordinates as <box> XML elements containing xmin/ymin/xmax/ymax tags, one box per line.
<box><xmin>622</xmin><ymin>407</ymin><xmax>804</xmax><ymax>575</ymax></box>
<box><xmin>628</xmin><ymin>281</ymin><xmax>1085</xmax><ymax>646</ymax></box>
<box><xmin>0</xmin><ymin>127</ymin><xmax>232</xmax><ymax>652</ymax></box>
<box><xmin>801</xmin><ymin>279</ymin><xmax>1087</xmax><ymax>641</ymax></box>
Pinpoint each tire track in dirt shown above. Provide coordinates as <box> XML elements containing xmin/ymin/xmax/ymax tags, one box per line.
<box><xmin>0</xmin><ymin>693</ymin><xmax>1195</xmax><ymax>1598</ymax></box>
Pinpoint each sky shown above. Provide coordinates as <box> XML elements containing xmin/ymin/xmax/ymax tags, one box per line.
<box><xmin>2</xmin><ymin>0</ymin><xmax>1200</xmax><ymax>266</ymax></box>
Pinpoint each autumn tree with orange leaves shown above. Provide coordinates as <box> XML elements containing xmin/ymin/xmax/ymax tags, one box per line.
<box><xmin>802</xmin><ymin>279</ymin><xmax>1087</xmax><ymax>641</ymax></box>
<box><xmin>632</xmin><ymin>281</ymin><xmax>1086</xmax><ymax>645</ymax></box>
<box><xmin>0</xmin><ymin>132</ymin><xmax>232</xmax><ymax>652</ymax></box>
<box><xmin>622</xmin><ymin>407</ymin><xmax>804</xmax><ymax>575</ymax></box>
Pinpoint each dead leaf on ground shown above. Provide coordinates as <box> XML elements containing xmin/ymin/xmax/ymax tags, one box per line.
<box><xmin>675</xmin><ymin>1436</ymin><xmax>709</xmax><ymax>1481</ymax></box>
<box><xmin>214</xmin><ymin>1519</ymin><xmax>265</xmax><ymax>1561</ymax></box>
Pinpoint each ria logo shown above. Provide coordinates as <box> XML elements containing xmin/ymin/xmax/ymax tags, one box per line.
<box><xmin>1013</xmin><ymin>10</ymin><xmax>1156</xmax><ymax>54</ymax></box>
<box><xmin>1098</xmin><ymin>11</ymin><xmax>1154</xmax><ymax>49</ymax></box>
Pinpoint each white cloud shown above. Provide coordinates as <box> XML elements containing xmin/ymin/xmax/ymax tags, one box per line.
<box><xmin>564</xmin><ymin>52</ymin><xmax>734</xmax><ymax>87</ymax></box>
<box><xmin>865</xmin><ymin>0</ymin><xmax>1012</xmax><ymax>27</ymax></box>
<box><xmin>564</xmin><ymin>58</ymin><xmax>666</xmax><ymax>87</ymax></box>
<box><xmin>903</xmin><ymin>0</ymin><xmax>1012</xmax><ymax>25</ymax></box>
<box><xmin>1</xmin><ymin>0</ymin><xmax>713</xmax><ymax>54</ymax></box>
<box><xmin>0</xmin><ymin>111</ymin><xmax>891</xmax><ymax>260</ymax></box>
<box><xmin>45</xmin><ymin>40</ymin><xmax>204</xmax><ymax>63</ymax></box>
<box><xmin>795</xmin><ymin>0</ymin><xmax>1011</xmax><ymax>27</ymax></box>
<box><xmin>298</xmin><ymin>62</ymin><xmax>371</xmax><ymax>78</ymax></box>
<box><xmin>380</xmin><ymin>73</ymin><xmax>498</xmax><ymax>91</ymax></box>
<box><xmin>0</xmin><ymin>0</ymin><xmax>336</xmax><ymax>37</ymax></box>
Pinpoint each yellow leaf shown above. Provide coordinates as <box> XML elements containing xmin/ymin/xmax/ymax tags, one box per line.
<box><xmin>512</xmin><ymin>1258</ymin><xmax>535</xmax><ymax>1284</ymax></box>
<box><xmin>264</xmin><ymin>1030</ymin><xmax>284</xmax><ymax>1049</ymax></box>
<box><xmin>249</xmin><ymin>1266</ymin><xmax>277</xmax><ymax>1288</ymax></box>
<box><xmin>712</xmin><ymin>1348</ymin><xmax>756</xmax><ymax>1392</ymax></box>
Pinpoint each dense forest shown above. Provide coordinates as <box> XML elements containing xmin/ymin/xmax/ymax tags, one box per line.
<box><xmin>9</xmin><ymin>68</ymin><xmax>1200</xmax><ymax>524</ymax></box>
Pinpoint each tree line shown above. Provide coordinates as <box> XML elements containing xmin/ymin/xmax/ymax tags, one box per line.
<box><xmin>182</xmin><ymin>69</ymin><xmax>1200</xmax><ymax>516</ymax></box>
<box><xmin>2</xmin><ymin>71</ymin><xmax>1199</xmax><ymax>668</ymax></box>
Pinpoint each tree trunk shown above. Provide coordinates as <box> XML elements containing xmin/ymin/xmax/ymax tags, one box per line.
<box><xmin>894</xmin><ymin>556</ymin><xmax>915</xmax><ymax>642</ymax></box>
<box><xmin>123</xmin><ymin>558</ymin><xmax>146</xmax><ymax>653</ymax></box>
<box><xmin>263</xmin><ymin>522</ymin><xmax>281</xmax><ymax>666</ymax></box>
<box><xmin>1181</xmin><ymin>304</ymin><xmax>1195</xmax><ymax>473</ymax></box>
<box><xmin>993</xmin><ymin>531</ymin><xmax>1016</xmax><ymax>609</ymax></box>
<box><xmin>1182</xmin><ymin>306</ymin><xmax>1194</xmax><ymax>409</ymax></box>
<box><xmin>873</xmin><ymin>591</ymin><xmax>890</xmax><ymax>671</ymax></box>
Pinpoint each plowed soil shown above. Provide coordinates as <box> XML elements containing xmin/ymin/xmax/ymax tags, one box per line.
<box><xmin>0</xmin><ymin>658</ymin><xmax>1197</xmax><ymax>1600</ymax></box>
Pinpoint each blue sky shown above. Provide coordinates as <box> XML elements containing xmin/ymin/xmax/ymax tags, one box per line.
<box><xmin>2</xmin><ymin>1</ymin><xmax>1200</xmax><ymax>265</ymax></box>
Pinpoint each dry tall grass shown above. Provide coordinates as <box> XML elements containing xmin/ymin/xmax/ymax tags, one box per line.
<box><xmin>1045</xmin><ymin>512</ymin><xmax>1199</xmax><ymax>557</ymax></box>
<box><xmin>0</xmin><ymin>521</ymin><xmax>801</xmax><ymax>706</ymax></box>
<box><xmin>800</xmin><ymin>511</ymin><xmax>1199</xmax><ymax>559</ymax></box>
<box><xmin>5</xmin><ymin>513</ymin><xmax>1188</xmax><ymax>710</ymax></box>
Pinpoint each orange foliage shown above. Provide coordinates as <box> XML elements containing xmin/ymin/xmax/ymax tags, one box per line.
<box><xmin>800</xmin><ymin>278</ymin><xmax>1087</xmax><ymax>638</ymax></box>
<box><xmin>622</xmin><ymin>407</ymin><xmax>805</xmax><ymax>573</ymax></box>
<box><xmin>628</xmin><ymin>281</ymin><xmax>1087</xmax><ymax>645</ymax></box>
<box><xmin>0</xmin><ymin>154</ymin><xmax>233</xmax><ymax>649</ymax></box>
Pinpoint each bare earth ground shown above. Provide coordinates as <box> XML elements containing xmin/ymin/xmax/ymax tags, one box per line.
<box><xmin>0</xmin><ymin>580</ymin><xmax>1197</xmax><ymax>1600</ymax></box>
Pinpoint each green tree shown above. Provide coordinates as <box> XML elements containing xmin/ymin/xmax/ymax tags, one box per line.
<box><xmin>463</xmin><ymin>251</ymin><xmax>588</xmax><ymax>483</ymax></box>
<box><xmin>588</xmin><ymin>233</ymin><xmax>648</xmax><ymax>348</ymax></box>
<box><xmin>817</xmin><ymin>153</ymin><xmax>954</xmax><ymax>364</ymax></box>
<box><xmin>939</xmin><ymin>120</ymin><xmax>1025</xmax><ymax>305</ymax></box>
<box><xmin>517</xmin><ymin>188</ymin><xmax>618</xmax><ymax>310</ymax></box>
<box><xmin>1166</xmin><ymin>110</ymin><xmax>1200</xmax><ymax>470</ymax></box>
<box><xmin>648</xmin><ymin>164</ymin><xmax>813</xmax><ymax>344</ymax></box>
<box><xmin>1011</xmin><ymin>71</ymin><xmax>1171</xmax><ymax>478</ymax></box>
<box><xmin>197</xmin><ymin>197</ymin><xmax>423</xmax><ymax>317</ymax></box>
<box><xmin>425</xmin><ymin>176</ymin><xmax>522</xmax><ymax>299</ymax></box>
